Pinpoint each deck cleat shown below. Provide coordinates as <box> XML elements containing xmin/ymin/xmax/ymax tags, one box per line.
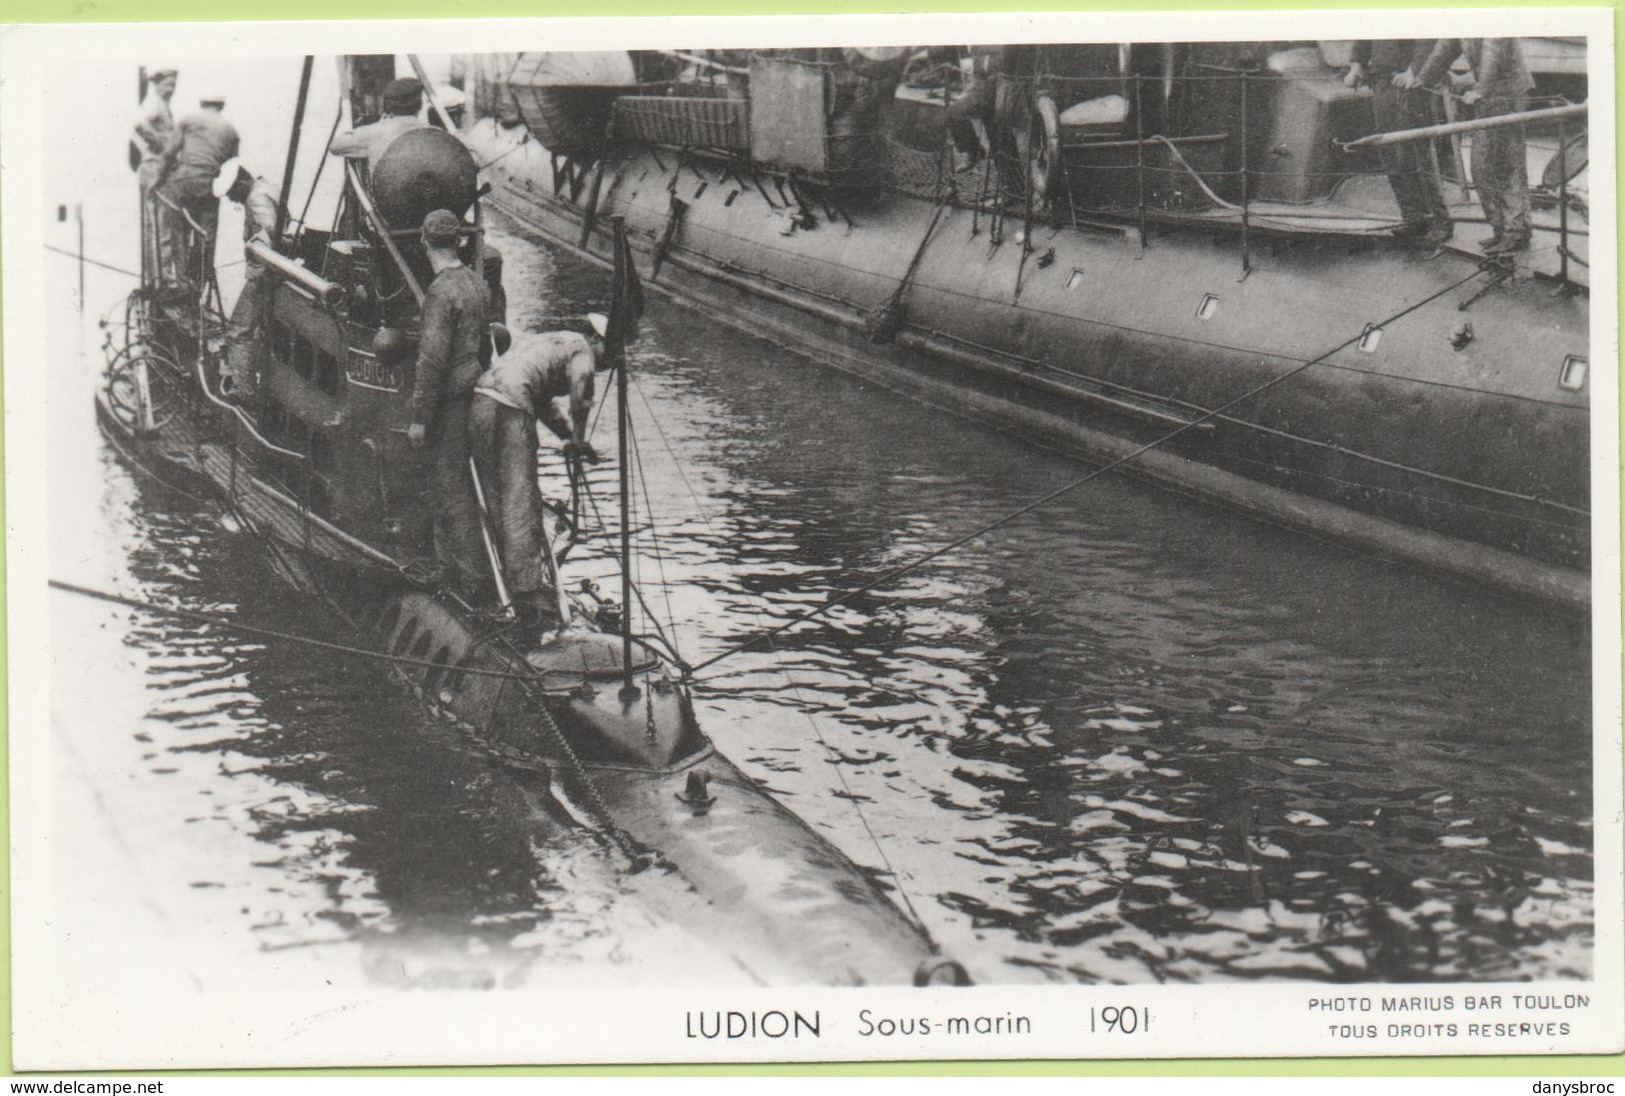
<box><xmin>675</xmin><ymin>769</ymin><xmax>716</xmax><ymax>814</ymax></box>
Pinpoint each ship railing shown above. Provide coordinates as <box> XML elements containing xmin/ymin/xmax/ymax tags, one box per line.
<box><xmin>148</xmin><ymin>189</ymin><xmax>218</xmax><ymax>308</ymax></box>
<box><xmin>1337</xmin><ymin>99</ymin><xmax>1587</xmax><ymax>285</ymax></box>
<box><xmin>148</xmin><ymin>190</ymin><xmax>312</xmax><ymax>466</ymax></box>
<box><xmin>875</xmin><ymin>64</ymin><xmax>1588</xmax><ymax>284</ymax></box>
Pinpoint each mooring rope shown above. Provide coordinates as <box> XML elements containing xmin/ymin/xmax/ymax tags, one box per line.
<box><xmin>685</xmin><ymin>261</ymin><xmax>1498</xmax><ymax>680</ymax></box>
<box><xmin>53</xmin><ymin>574</ymin><xmax>651</xmax><ymax>864</ymax></box>
<box><xmin>44</xmin><ymin>243</ymin><xmax>142</xmax><ymax>280</ymax></box>
<box><xmin>49</xmin><ymin>578</ymin><xmax>545</xmax><ymax>683</ymax></box>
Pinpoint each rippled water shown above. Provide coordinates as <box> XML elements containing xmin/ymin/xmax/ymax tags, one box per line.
<box><xmin>43</xmin><ymin>69</ymin><xmax>1592</xmax><ymax>990</ymax></box>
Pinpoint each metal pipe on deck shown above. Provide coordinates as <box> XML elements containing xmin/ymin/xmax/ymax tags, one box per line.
<box><xmin>669</xmin><ymin>51</ymin><xmax>749</xmax><ymax>77</ymax></box>
<box><xmin>1067</xmin><ymin>131</ymin><xmax>1228</xmax><ymax>153</ymax></box>
<box><xmin>1339</xmin><ymin>102</ymin><xmax>1587</xmax><ymax>150</ymax></box>
<box><xmin>246</xmin><ymin>241</ymin><xmax>345</xmax><ymax>306</ymax></box>
<box><xmin>1133</xmin><ymin>76</ymin><xmax>1147</xmax><ymax>249</ymax></box>
<box><xmin>1557</xmin><ymin>114</ymin><xmax>1571</xmax><ymax>285</ymax></box>
<box><xmin>1239</xmin><ymin>72</ymin><xmax>1251</xmax><ymax>278</ymax></box>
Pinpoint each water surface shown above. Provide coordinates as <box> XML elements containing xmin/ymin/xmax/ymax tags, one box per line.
<box><xmin>43</xmin><ymin>62</ymin><xmax>1592</xmax><ymax>989</ymax></box>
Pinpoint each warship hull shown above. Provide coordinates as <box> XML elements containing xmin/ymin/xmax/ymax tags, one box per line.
<box><xmin>466</xmin><ymin>118</ymin><xmax>1589</xmax><ymax>610</ymax></box>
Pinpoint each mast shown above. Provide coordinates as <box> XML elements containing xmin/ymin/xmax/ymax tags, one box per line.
<box><xmin>277</xmin><ymin>56</ymin><xmax>315</xmax><ymax>239</ymax></box>
<box><xmin>613</xmin><ymin>216</ymin><xmax>636</xmax><ymax>697</ymax></box>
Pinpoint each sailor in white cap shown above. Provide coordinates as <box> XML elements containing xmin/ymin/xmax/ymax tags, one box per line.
<box><xmin>214</xmin><ymin>159</ymin><xmax>283</xmax><ymax>397</ymax></box>
<box><xmin>468</xmin><ymin>313</ymin><xmax>609</xmax><ymax>625</ymax></box>
<box><xmin>151</xmin><ymin>91</ymin><xmax>239</xmax><ymax>299</ymax></box>
<box><xmin>427</xmin><ymin>85</ymin><xmax>468</xmax><ymax>131</ymax></box>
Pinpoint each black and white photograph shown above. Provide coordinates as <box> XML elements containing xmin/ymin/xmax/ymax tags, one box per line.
<box><xmin>3</xmin><ymin>9</ymin><xmax>1619</xmax><ymax>1069</ymax></box>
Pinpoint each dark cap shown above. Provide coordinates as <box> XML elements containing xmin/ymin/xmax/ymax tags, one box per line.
<box><xmin>383</xmin><ymin>76</ymin><xmax>423</xmax><ymax>113</ymax></box>
<box><xmin>421</xmin><ymin>209</ymin><xmax>462</xmax><ymax>248</ymax></box>
<box><xmin>149</xmin><ymin>67</ymin><xmax>178</xmax><ymax>82</ymax></box>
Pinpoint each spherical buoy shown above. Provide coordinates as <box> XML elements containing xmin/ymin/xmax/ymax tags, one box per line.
<box><xmin>370</xmin><ymin>127</ymin><xmax>479</xmax><ymax>232</ymax></box>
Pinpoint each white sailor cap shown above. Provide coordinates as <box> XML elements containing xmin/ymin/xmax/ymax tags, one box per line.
<box><xmin>212</xmin><ymin>157</ymin><xmax>251</xmax><ymax>198</ymax></box>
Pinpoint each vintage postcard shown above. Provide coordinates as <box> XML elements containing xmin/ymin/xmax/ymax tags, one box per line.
<box><xmin>2</xmin><ymin>7</ymin><xmax>1618</xmax><ymax>1070</ymax></box>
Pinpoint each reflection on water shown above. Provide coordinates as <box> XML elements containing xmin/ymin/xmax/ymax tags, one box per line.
<box><xmin>51</xmin><ymin>205</ymin><xmax>1591</xmax><ymax>988</ymax></box>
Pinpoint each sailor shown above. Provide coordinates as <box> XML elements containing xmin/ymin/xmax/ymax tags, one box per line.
<box><xmin>945</xmin><ymin>46</ymin><xmax>1010</xmax><ymax>171</ymax></box>
<box><xmin>132</xmin><ymin>67</ymin><xmax>178</xmax><ymax>193</ymax></box>
<box><xmin>329</xmin><ymin>77</ymin><xmax>428</xmax><ymax>173</ymax></box>
<box><xmin>468</xmin><ymin>315</ymin><xmax>609</xmax><ymax>623</ymax></box>
<box><xmin>408</xmin><ymin>208</ymin><xmax>490</xmax><ymax>596</ymax></box>
<box><xmin>1346</xmin><ymin>40</ymin><xmax>1453</xmax><ymax>248</ymax></box>
<box><xmin>1416</xmin><ymin>38</ymin><xmax>1535</xmax><ymax>255</ymax></box>
<box><xmin>427</xmin><ymin>85</ymin><xmax>468</xmax><ymax>131</ymax></box>
<box><xmin>151</xmin><ymin>92</ymin><xmax>240</xmax><ymax>299</ymax></box>
<box><xmin>214</xmin><ymin>160</ymin><xmax>282</xmax><ymax>398</ymax></box>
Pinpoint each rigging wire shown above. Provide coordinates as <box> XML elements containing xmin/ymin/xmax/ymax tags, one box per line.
<box><xmin>773</xmin><ymin>634</ymin><xmax>940</xmax><ymax>952</ymax></box>
<box><xmin>291</xmin><ymin>104</ymin><xmax>345</xmax><ymax>241</ymax></box>
<box><xmin>44</xmin><ymin>244</ymin><xmax>141</xmax><ymax>280</ymax></box>
<box><xmin>684</xmin><ymin>260</ymin><xmax>1499</xmax><ymax>680</ymax></box>
<box><xmin>626</xmin><ymin>374</ymin><xmax>686</xmax><ymax>660</ymax></box>
<box><xmin>49</xmin><ymin>578</ymin><xmax>549</xmax><ymax>683</ymax></box>
<box><xmin>609</xmin><ymin>353</ymin><xmax>943</xmax><ymax>949</ymax></box>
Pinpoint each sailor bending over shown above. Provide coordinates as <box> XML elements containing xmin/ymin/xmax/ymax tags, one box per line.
<box><xmin>469</xmin><ymin>314</ymin><xmax>608</xmax><ymax>625</ymax></box>
<box><xmin>408</xmin><ymin>209</ymin><xmax>490</xmax><ymax>596</ymax></box>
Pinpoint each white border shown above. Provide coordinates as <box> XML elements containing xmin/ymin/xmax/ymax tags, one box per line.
<box><xmin>4</xmin><ymin>8</ymin><xmax>1619</xmax><ymax>1070</ymax></box>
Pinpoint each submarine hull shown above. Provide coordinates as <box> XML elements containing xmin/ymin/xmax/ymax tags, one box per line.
<box><xmin>93</xmin><ymin>317</ymin><xmax>944</xmax><ymax>987</ymax></box>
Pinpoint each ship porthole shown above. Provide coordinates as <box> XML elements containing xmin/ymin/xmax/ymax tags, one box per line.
<box><xmin>441</xmin><ymin>655</ymin><xmax>478</xmax><ymax>700</ymax></box>
<box><xmin>1560</xmin><ymin>355</ymin><xmax>1588</xmax><ymax>391</ymax></box>
<box><xmin>392</xmin><ymin>618</ymin><xmax>420</xmax><ymax>656</ymax></box>
<box><xmin>424</xmin><ymin>645</ymin><xmax>453</xmax><ymax>694</ymax></box>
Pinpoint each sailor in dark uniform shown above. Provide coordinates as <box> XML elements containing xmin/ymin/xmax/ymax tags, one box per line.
<box><xmin>151</xmin><ymin>92</ymin><xmax>240</xmax><ymax>298</ymax></box>
<box><xmin>1347</xmin><ymin>40</ymin><xmax>1453</xmax><ymax>247</ymax></box>
<box><xmin>1417</xmin><ymin>38</ymin><xmax>1535</xmax><ymax>254</ymax></box>
<box><xmin>408</xmin><ymin>208</ymin><xmax>491</xmax><ymax>595</ymax></box>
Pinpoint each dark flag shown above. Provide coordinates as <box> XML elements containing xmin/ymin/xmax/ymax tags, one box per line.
<box><xmin>604</xmin><ymin>217</ymin><xmax>644</xmax><ymax>368</ymax></box>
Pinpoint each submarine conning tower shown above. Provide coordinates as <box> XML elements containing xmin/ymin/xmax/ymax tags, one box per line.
<box><xmin>255</xmin><ymin>70</ymin><xmax>510</xmax><ymax>563</ymax></box>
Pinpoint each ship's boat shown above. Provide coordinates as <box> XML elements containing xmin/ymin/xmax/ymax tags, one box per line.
<box><xmin>462</xmin><ymin>40</ymin><xmax>1592</xmax><ymax>610</ymax></box>
<box><xmin>94</xmin><ymin>56</ymin><xmax>969</xmax><ymax>988</ymax></box>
